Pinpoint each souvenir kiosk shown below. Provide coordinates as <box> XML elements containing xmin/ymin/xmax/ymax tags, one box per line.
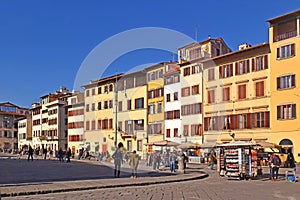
<box><xmin>216</xmin><ymin>141</ymin><xmax>259</xmax><ymax>180</ymax></box>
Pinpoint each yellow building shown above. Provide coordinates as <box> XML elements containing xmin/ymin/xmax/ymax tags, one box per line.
<box><xmin>268</xmin><ymin>10</ymin><xmax>300</xmax><ymax>161</ymax></box>
<box><xmin>202</xmin><ymin>42</ymin><xmax>271</xmax><ymax>145</ymax></box>
<box><xmin>115</xmin><ymin>70</ymin><xmax>148</xmax><ymax>158</ymax></box>
<box><xmin>145</xmin><ymin>63</ymin><xmax>166</xmax><ymax>151</ymax></box>
<box><xmin>83</xmin><ymin>74</ymin><xmax>123</xmax><ymax>155</ymax></box>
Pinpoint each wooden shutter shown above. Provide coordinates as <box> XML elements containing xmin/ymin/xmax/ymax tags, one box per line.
<box><xmin>264</xmin><ymin>55</ymin><xmax>268</xmax><ymax>69</ymax></box>
<box><xmin>235</xmin><ymin>62</ymin><xmax>239</xmax><ymax>75</ymax></box>
<box><xmin>277</xmin><ymin>77</ymin><xmax>281</xmax><ymax>89</ymax></box>
<box><xmin>252</xmin><ymin>58</ymin><xmax>255</xmax><ymax>72</ymax></box>
<box><xmin>292</xmin><ymin>104</ymin><xmax>296</xmax><ymax>118</ymax></box>
<box><xmin>230</xmin><ymin>64</ymin><xmax>233</xmax><ymax>76</ymax></box>
<box><xmin>246</xmin><ymin>113</ymin><xmax>251</xmax><ymax>129</ymax></box>
<box><xmin>230</xmin><ymin>115</ymin><xmax>235</xmax><ymax>130</ymax></box>
<box><xmin>277</xmin><ymin>47</ymin><xmax>280</xmax><ymax>59</ymax></box>
<box><xmin>292</xmin><ymin>75</ymin><xmax>296</xmax><ymax>87</ymax></box>
<box><xmin>291</xmin><ymin>43</ymin><xmax>295</xmax><ymax>56</ymax></box>
<box><xmin>219</xmin><ymin>66</ymin><xmax>223</xmax><ymax>78</ymax></box>
<box><xmin>277</xmin><ymin>106</ymin><xmax>281</xmax><ymax>120</ymax></box>
<box><xmin>204</xmin><ymin>118</ymin><xmax>209</xmax><ymax>131</ymax></box>
<box><xmin>246</xmin><ymin>60</ymin><xmax>250</xmax><ymax>73</ymax></box>
<box><xmin>265</xmin><ymin>111</ymin><xmax>270</xmax><ymax>128</ymax></box>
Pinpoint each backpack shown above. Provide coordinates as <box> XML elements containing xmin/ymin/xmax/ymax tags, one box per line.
<box><xmin>272</xmin><ymin>155</ymin><xmax>281</xmax><ymax>166</ymax></box>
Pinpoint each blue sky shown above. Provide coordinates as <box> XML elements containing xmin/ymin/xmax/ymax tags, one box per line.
<box><xmin>1</xmin><ymin>0</ymin><xmax>299</xmax><ymax>108</ymax></box>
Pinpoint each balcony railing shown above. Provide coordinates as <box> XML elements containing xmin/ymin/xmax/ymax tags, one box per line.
<box><xmin>275</xmin><ymin>31</ymin><xmax>297</xmax><ymax>42</ymax></box>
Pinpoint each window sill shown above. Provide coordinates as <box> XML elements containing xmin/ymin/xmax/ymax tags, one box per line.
<box><xmin>277</xmin><ymin>87</ymin><xmax>296</xmax><ymax>91</ymax></box>
<box><xmin>276</xmin><ymin>55</ymin><xmax>295</xmax><ymax>60</ymax></box>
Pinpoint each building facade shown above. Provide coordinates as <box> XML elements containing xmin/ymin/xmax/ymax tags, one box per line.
<box><xmin>268</xmin><ymin>10</ymin><xmax>300</xmax><ymax>161</ymax></box>
<box><xmin>17</xmin><ymin>114</ymin><xmax>32</xmax><ymax>149</ymax></box>
<box><xmin>31</xmin><ymin>87</ymin><xmax>71</xmax><ymax>152</ymax></box>
<box><xmin>116</xmin><ymin>71</ymin><xmax>148</xmax><ymax>157</ymax></box>
<box><xmin>83</xmin><ymin>74</ymin><xmax>123</xmax><ymax>155</ymax></box>
<box><xmin>0</xmin><ymin>102</ymin><xmax>29</xmax><ymax>153</ymax></box>
<box><xmin>145</xmin><ymin>63</ymin><xmax>165</xmax><ymax>152</ymax></box>
<box><xmin>164</xmin><ymin>63</ymin><xmax>182</xmax><ymax>144</ymax></box>
<box><xmin>67</xmin><ymin>92</ymin><xmax>84</xmax><ymax>155</ymax></box>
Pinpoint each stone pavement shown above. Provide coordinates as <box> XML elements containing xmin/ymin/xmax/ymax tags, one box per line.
<box><xmin>0</xmin><ymin>156</ymin><xmax>208</xmax><ymax>198</ymax></box>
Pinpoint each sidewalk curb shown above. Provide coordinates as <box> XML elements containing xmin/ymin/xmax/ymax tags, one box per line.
<box><xmin>1</xmin><ymin>173</ymin><xmax>208</xmax><ymax>197</ymax></box>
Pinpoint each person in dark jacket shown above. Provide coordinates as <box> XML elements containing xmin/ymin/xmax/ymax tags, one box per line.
<box><xmin>28</xmin><ymin>145</ymin><xmax>34</xmax><ymax>161</ymax></box>
<box><xmin>66</xmin><ymin>147</ymin><xmax>72</xmax><ymax>162</ymax></box>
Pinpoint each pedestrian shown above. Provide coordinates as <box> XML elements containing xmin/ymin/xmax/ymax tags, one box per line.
<box><xmin>66</xmin><ymin>147</ymin><xmax>72</xmax><ymax>162</ymax></box>
<box><xmin>152</xmin><ymin>152</ymin><xmax>157</xmax><ymax>170</ymax></box>
<box><xmin>268</xmin><ymin>154</ymin><xmax>274</xmax><ymax>180</ymax></box>
<box><xmin>156</xmin><ymin>152</ymin><xmax>161</xmax><ymax>170</ymax></box>
<box><xmin>78</xmin><ymin>147</ymin><xmax>84</xmax><ymax>160</ymax></box>
<box><xmin>209</xmin><ymin>153</ymin><xmax>215</xmax><ymax>170</ymax></box>
<box><xmin>43</xmin><ymin>147</ymin><xmax>47</xmax><ymax>160</ymax></box>
<box><xmin>129</xmin><ymin>150</ymin><xmax>139</xmax><ymax>179</ymax></box>
<box><xmin>288</xmin><ymin>151</ymin><xmax>295</xmax><ymax>168</ymax></box>
<box><xmin>271</xmin><ymin>154</ymin><xmax>281</xmax><ymax>181</ymax></box>
<box><xmin>112</xmin><ymin>142</ymin><xmax>123</xmax><ymax>178</ymax></box>
<box><xmin>28</xmin><ymin>145</ymin><xmax>34</xmax><ymax>161</ymax></box>
<box><xmin>170</xmin><ymin>152</ymin><xmax>177</xmax><ymax>172</ymax></box>
<box><xmin>58</xmin><ymin>147</ymin><xmax>63</xmax><ymax>162</ymax></box>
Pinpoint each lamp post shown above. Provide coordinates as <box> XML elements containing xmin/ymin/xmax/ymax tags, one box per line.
<box><xmin>114</xmin><ymin>76</ymin><xmax>118</xmax><ymax>148</ymax></box>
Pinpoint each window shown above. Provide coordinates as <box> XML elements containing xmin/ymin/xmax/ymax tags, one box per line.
<box><xmin>277</xmin><ymin>43</ymin><xmax>295</xmax><ymax>59</ymax></box>
<box><xmin>252</xmin><ymin>55</ymin><xmax>268</xmax><ymax>71</ymax></box>
<box><xmin>149</xmin><ymin>103</ymin><xmax>155</xmax><ymax>114</ymax></box>
<box><xmin>98</xmin><ymin>120</ymin><xmax>102</xmax><ymax>130</ymax></box>
<box><xmin>109</xmin><ymin>84</ymin><xmax>113</xmax><ymax>92</ymax></box>
<box><xmin>135</xmin><ymin>98</ymin><xmax>144</xmax><ymax>109</ymax></box>
<box><xmin>98</xmin><ymin>102</ymin><xmax>101</xmax><ymax>110</ymax></box>
<box><xmin>104</xmin><ymin>101</ymin><xmax>108</xmax><ymax>109</ymax></box>
<box><xmin>183</xmin><ymin>67</ymin><xmax>190</xmax><ymax>76</ymax></box>
<box><xmin>238</xmin><ymin>114</ymin><xmax>247</xmax><ymax>129</ymax></box>
<box><xmin>91</xmin><ymin>103</ymin><xmax>95</xmax><ymax>111</ymax></box>
<box><xmin>174</xmin><ymin>110</ymin><xmax>180</xmax><ymax>119</ymax></box>
<box><xmin>277</xmin><ymin>104</ymin><xmax>296</xmax><ymax>120</ymax></box>
<box><xmin>91</xmin><ymin>120</ymin><xmax>96</xmax><ymax>130</ymax></box>
<box><xmin>183</xmin><ymin>125</ymin><xmax>189</xmax><ymax>136</ymax></box>
<box><xmin>157</xmin><ymin>69</ymin><xmax>163</xmax><ymax>79</ymax></box>
<box><xmin>219</xmin><ymin>64</ymin><xmax>233</xmax><ymax>78</ymax></box>
<box><xmin>104</xmin><ymin>85</ymin><xmax>108</xmax><ymax>93</ymax></box>
<box><xmin>181</xmin><ymin>103</ymin><xmax>202</xmax><ymax>115</ymax></box>
<box><xmin>181</xmin><ymin>87</ymin><xmax>190</xmax><ymax>97</ymax></box>
<box><xmin>191</xmin><ymin>124</ymin><xmax>202</xmax><ymax>136</ymax></box>
<box><xmin>86</xmin><ymin>90</ymin><xmax>90</xmax><ymax>97</ymax></box>
<box><xmin>127</xmin><ymin>140</ymin><xmax>132</xmax><ymax>152</ymax></box>
<box><xmin>125</xmin><ymin>120</ymin><xmax>133</xmax><ymax>134</ymax></box>
<box><xmin>137</xmin><ymin>140</ymin><xmax>142</xmax><ymax>151</ymax></box>
<box><xmin>166</xmin><ymin>94</ymin><xmax>171</xmax><ymax>102</ymax></box>
<box><xmin>223</xmin><ymin>116</ymin><xmax>231</xmax><ymax>130</ymax></box>
<box><xmin>157</xmin><ymin>101</ymin><xmax>162</xmax><ymax>113</ymax></box>
<box><xmin>255</xmin><ymin>81</ymin><xmax>264</xmax><ymax>97</ymax></box>
<box><xmin>235</xmin><ymin>60</ymin><xmax>249</xmax><ymax>75</ymax></box>
<box><xmin>174</xmin><ymin>128</ymin><xmax>178</xmax><ymax>137</ymax></box>
<box><xmin>174</xmin><ymin>92</ymin><xmax>178</xmax><ymax>101</ymax></box>
<box><xmin>238</xmin><ymin>84</ymin><xmax>246</xmax><ymax>99</ymax></box>
<box><xmin>222</xmin><ymin>87</ymin><xmax>230</xmax><ymax>101</ymax></box>
<box><xmin>92</xmin><ymin>89</ymin><xmax>95</xmax><ymax>96</ymax></box>
<box><xmin>148</xmin><ymin>72</ymin><xmax>155</xmax><ymax>81</ymax></box>
<box><xmin>109</xmin><ymin>100</ymin><xmax>113</xmax><ymax>108</ymax></box>
<box><xmin>134</xmin><ymin>120</ymin><xmax>144</xmax><ymax>130</ymax></box>
<box><xmin>192</xmin><ymin>65</ymin><xmax>200</xmax><ymax>74</ymax></box>
<box><xmin>118</xmin><ymin>121</ymin><xmax>122</xmax><ymax>131</ymax></box>
<box><xmin>157</xmin><ymin>88</ymin><xmax>163</xmax><ymax>97</ymax></box>
<box><xmin>149</xmin><ymin>90</ymin><xmax>155</xmax><ymax>99</ymax></box>
<box><xmin>86</xmin><ymin>121</ymin><xmax>90</xmax><ymax>131</ymax></box>
<box><xmin>277</xmin><ymin>75</ymin><xmax>296</xmax><ymax>89</ymax></box>
<box><xmin>208</xmin><ymin>68</ymin><xmax>215</xmax><ymax>81</ymax></box>
<box><xmin>192</xmin><ymin>85</ymin><xmax>199</xmax><ymax>95</ymax></box>
<box><xmin>166</xmin><ymin>129</ymin><xmax>171</xmax><ymax>138</ymax></box>
<box><xmin>98</xmin><ymin>87</ymin><xmax>102</xmax><ymax>94</ymax></box>
<box><xmin>207</xmin><ymin>90</ymin><xmax>215</xmax><ymax>103</ymax></box>
<box><xmin>127</xmin><ymin>100</ymin><xmax>131</xmax><ymax>110</ymax></box>
<box><xmin>118</xmin><ymin>101</ymin><xmax>122</xmax><ymax>112</ymax></box>
<box><xmin>86</xmin><ymin>104</ymin><xmax>89</xmax><ymax>112</ymax></box>
<box><xmin>71</xmin><ymin>98</ymin><xmax>76</xmax><ymax>105</ymax></box>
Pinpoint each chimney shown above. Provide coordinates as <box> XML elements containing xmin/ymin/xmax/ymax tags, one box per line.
<box><xmin>239</xmin><ymin>43</ymin><xmax>251</xmax><ymax>50</ymax></box>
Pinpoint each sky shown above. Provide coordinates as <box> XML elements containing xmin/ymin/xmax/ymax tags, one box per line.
<box><xmin>1</xmin><ymin>0</ymin><xmax>300</xmax><ymax>108</ymax></box>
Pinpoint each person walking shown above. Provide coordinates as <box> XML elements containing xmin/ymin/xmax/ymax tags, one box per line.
<box><xmin>170</xmin><ymin>152</ymin><xmax>177</xmax><ymax>172</ymax></box>
<box><xmin>271</xmin><ymin>154</ymin><xmax>281</xmax><ymax>181</ymax></box>
<box><xmin>112</xmin><ymin>142</ymin><xmax>123</xmax><ymax>178</ymax></box>
<box><xmin>58</xmin><ymin>147</ymin><xmax>63</xmax><ymax>162</ymax></box>
<box><xmin>268</xmin><ymin>154</ymin><xmax>274</xmax><ymax>180</ymax></box>
<box><xmin>66</xmin><ymin>147</ymin><xmax>72</xmax><ymax>163</ymax></box>
<box><xmin>27</xmin><ymin>145</ymin><xmax>34</xmax><ymax>161</ymax></box>
<box><xmin>209</xmin><ymin>153</ymin><xmax>216</xmax><ymax>170</ymax></box>
<box><xmin>129</xmin><ymin>150</ymin><xmax>139</xmax><ymax>179</ymax></box>
<box><xmin>43</xmin><ymin>147</ymin><xmax>47</xmax><ymax>160</ymax></box>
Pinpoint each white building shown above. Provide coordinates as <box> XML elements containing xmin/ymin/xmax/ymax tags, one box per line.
<box><xmin>67</xmin><ymin>92</ymin><xmax>84</xmax><ymax>155</ymax></box>
<box><xmin>164</xmin><ymin>63</ymin><xmax>182</xmax><ymax>144</ymax></box>
<box><xmin>17</xmin><ymin>115</ymin><xmax>32</xmax><ymax>149</ymax></box>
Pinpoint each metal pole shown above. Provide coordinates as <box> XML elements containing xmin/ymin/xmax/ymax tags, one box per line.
<box><xmin>114</xmin><ymin>74</ymin><xmax>118</xmax><ymax>147</ymax></box>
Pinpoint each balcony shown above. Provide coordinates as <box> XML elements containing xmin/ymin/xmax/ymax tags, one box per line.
<box><xmin>275</xmin><ymin>30</ymin><xmax>297</xmax><ymax>42</ymax></box>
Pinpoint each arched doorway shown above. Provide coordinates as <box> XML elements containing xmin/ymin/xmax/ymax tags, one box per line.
<box><xmin>279</xmin><ymin>139</ymin><xmax>293</xmax><ymax>153</ymax></box>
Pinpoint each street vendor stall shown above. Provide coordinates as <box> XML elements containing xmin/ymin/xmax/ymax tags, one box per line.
<box><xmin>216</xmin><ymin>141</ymin><xmax>260</xmax><ymax>180</ymax></box>
<box><xmin>178</xmin><ymin>142</ymin><xmax>201</xmax><ymax>163</ymax></box>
